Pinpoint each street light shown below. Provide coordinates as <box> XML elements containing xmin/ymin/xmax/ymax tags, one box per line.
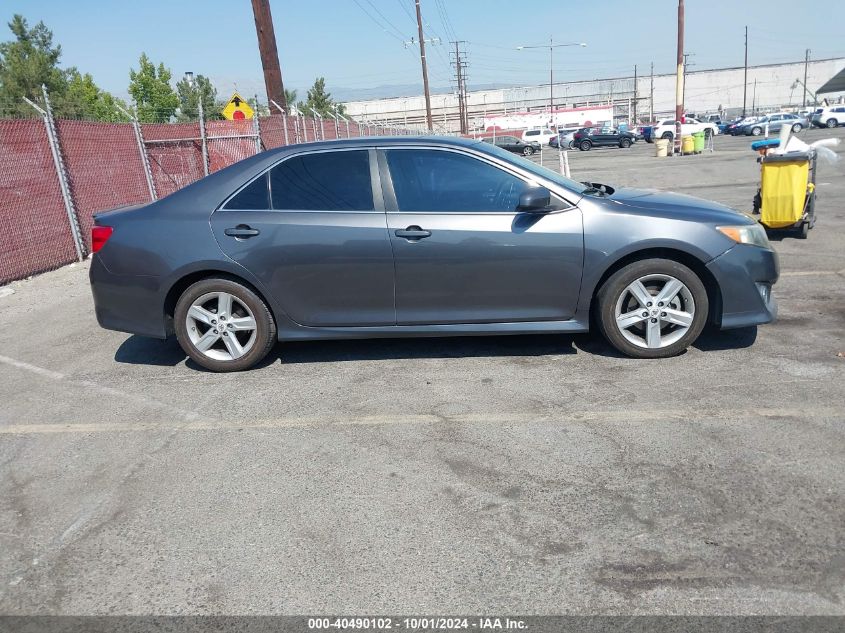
<box><xmin>517</xmin><ymin>39</ymin><xmax>587</xmax><ymax>122</ymax></box>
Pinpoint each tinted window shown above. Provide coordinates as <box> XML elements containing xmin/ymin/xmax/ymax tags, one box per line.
<box><xmin>525</xmin><ymin>130</ymin><xmax>540</xmax><ymax>136</ymax></box>
<box><xmin>385</xmin><ymin>149</ymin><xmax>528</xmax><ymax>213</ymax></box>
<box><xmin>270</xmin><ymin>150</ymin><xmax>373</xmax><ymax>211</ymax></box>
<box><xmin>224</xmin><ymin>173</ymin><xmax>270</xmax><ymax>210</ymax></box>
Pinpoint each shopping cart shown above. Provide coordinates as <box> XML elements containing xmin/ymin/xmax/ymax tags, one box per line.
<box><xmin>752</xmin><ymin>149</ymin><xmax>817</xmax><ymax>239</ymax></box>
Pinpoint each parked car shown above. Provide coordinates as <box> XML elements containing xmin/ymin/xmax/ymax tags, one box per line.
<box><xmin>89</xmin><ymin>136</ymin><xmax>778</xmax><ymax>371</ymax></box>
<box><xmin>737</xmin><ymin>113</ymin><xmax>809</xmax><ymax>136</ymax></box>
<box><xmin>810</xmin><ymin>105</ymin><xmax>845</xmax><ymax>128</ymax></box>
<box><xmin>549</xmin><ymin>128</ymin><xmax>579</xmax><ymax>149</ymax></box>
<box><xmin>573</xmin><ymin>127</ymin><xmax>636</xmax><ymax>150</ymax></box>
<box><xmin>482</xmin><ymin>135</ymin><xmax>541</xmax><ymax>155</ymax></box>
<box><xmin>719</xmin><ymin>117</ymin><xmax>742</xmax><ymax>134</ymax></box>
<box><xmin>727</xmin><ymin>116</ymin><xmax>760</xmax><ymax>135</ymax></box>
<box><xmin>522</xmin><ymin>127</ymin><xmax>557</xmax><ymax>145</ymax></box>
<box><xmin>652</xmin><ymin>118</ymin><xmax>719</xmax><ymax>140</ymax></box>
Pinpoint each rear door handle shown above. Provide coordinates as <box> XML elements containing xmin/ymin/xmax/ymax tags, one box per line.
<box><xmin>395</xmin><ymin>226</ymin><xmax>431</xmax><ymax>240</ymax></box>
<box><xmin>224</xmin><ymin>225</ymin><xmax>260</xmax><ymax>238</ymax></box>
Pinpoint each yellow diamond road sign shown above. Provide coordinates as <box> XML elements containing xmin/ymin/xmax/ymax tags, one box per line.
<box><xmin>222</xmin><ymin>92</ymin><xmax>254</xmax><ymax>120</ymax></box>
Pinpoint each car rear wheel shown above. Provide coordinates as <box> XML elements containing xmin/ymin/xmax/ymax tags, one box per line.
<box><xmin>579</xmin><ymin>140</ymin><xmax>592</xmax><ymax>151</ymax></box>
<box><xmin>661</xmin><ymin>132</ymin><xmax>673</xmax><ymax>140</ymax></box>
<box><xmin>620</xmin><ymin>138</ymin><xmax>632</xmax><ymax>148</ymax></box>
<box><xmin>596</xmin><ymin>258</ymin><xmax>709</xmax><ymax>359</ymax></box>
<box><xmin>791</xmin><ymin>123</ymin><xmax>803</xmax><ymax>132</ymax></box>
<box><xmin>523</xmin><ymin>146</ymin><xmax>534</xmax><ymax>156</ymax></box>
<box><xmin>174</xmin><ymin>278</ymin><xmax>276</xmax><ymax>372</ymax></box>
<box><xmin>826</xmin><ymin>118</ymin><xmax>838</xmax><ymax>128</ymax></box>
<box><xmin>568</xmin><ymin>140</ymin><xmax>576</xmax><ymax>149</ymax></box>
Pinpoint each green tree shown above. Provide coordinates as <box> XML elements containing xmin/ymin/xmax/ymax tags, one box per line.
<box><xmin>175</xmin><ymin>73</ymin><xmax>220</xmax><ymax>121</ymax></box>
<box><xmin>128</xmin><ymin>53</ymin><xmax>178</xmax><ymax>123</ymax></box>
<box><xmin>0</xmin><ymin>14</ymin><xmax>67</xmax><ymax>117</ymax></box>
<box><xmin>302</xmin><ymin>77</ymin><xmax>344</xmax><ymax>117</ymax></box>
<box><xmin>58</xmin><ymin>69</ymin><xmax>129</xmax><ymax>121</ymax></box>
<box><xmin>284</xmin><ymin>87</ymin><xmax>297</xmax><ymax>112</ymax></box>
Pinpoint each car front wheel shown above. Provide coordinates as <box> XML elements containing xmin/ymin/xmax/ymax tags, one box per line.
<box><xmin>620</xmin><ymin>138</ymin><xmax>632</xmax><ymax>148</ymax></box>
<box><xmin>792</xmin><ymin>123</ymin><xmax>803</xmax><ymax>132</ymax></box>
<box><xmin>826</xmin><ymin>118</ymin><xmax>838</xmax><ymax>128</ymax></box>
<box><xmin>579</xmin><ymin>140</ymin><xmax>592</xmax><ymax>151</ymax></box>
<box><xmin>596</xmin><ymin>258</ymin><xmax>709</xmax><ymax>358</ymax></box>
<box><xmin>174</xmin><ymin>277</ymin><xmax>276</xmax><ymax>372</ymax></box>
<box><xmin>750</xmin><ymin>126</ymin><xmax>763</xmax><ymax>136</ymax></box>
<box><xmin>661</xmin><ymin>132</ymin><xmax>673</xmax><ymax>140</ymax></box>
<box><xmin>523</xmin><ymin>146</ymin><xmax>534</xmax><ymax>155</ymax></box>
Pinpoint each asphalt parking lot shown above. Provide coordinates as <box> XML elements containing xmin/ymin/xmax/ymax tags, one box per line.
<box><xmin>1</xmin><ymin>128</ymin><xmax>843</xmax><ymax>615</ymax></box>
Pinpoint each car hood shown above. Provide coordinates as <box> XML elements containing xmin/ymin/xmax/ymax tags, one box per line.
<box><xmin>604</xmin><ymin>187</ymin><xmax>752</xmax><ymax>224</ymax></box>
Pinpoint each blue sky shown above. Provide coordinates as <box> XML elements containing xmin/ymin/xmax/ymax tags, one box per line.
<box><xmin>4</xmin><ymin>0</ymin><xmax>843</xmax><ymax>101</ymax></box>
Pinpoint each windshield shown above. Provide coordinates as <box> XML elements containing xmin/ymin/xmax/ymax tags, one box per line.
<box><xmin>474</xmin><ymin>140</ymin><xmax>592</xmax><ymax>196</ymax></box>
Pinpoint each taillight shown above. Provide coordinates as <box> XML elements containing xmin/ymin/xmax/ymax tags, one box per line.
<box><xmin>91</xmin><ymin>226</ymin><xmax>113</xmax><ymax>253</ymax></box>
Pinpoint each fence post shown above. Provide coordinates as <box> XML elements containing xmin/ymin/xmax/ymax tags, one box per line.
<box><xmin>252</xmin><ymin>112</ymin><xmax>262</xmax><ymax>154</ymax></box>
<box><xmin>24</xmin><ymin>88</ymin><xmax>85</xmax><ymax>261</ymax></box>
<box><xmin>198</xmin><ymin>98</ymin><xmax>209</xmax><ymax>177</ymax></box>
<box><xmin>118</xmin><ymin>104</ymin><xmax>157</xmax><ymax>201</ymax></box>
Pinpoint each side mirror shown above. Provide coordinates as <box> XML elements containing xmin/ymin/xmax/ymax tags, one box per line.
<box><xmin>517</xmin><ymin>185</ymin><xmax>551</xmax><ymax>212</ymax></box>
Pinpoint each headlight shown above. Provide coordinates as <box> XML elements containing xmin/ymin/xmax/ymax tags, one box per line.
<box><xmin>716</xmin><ymin>223</ymin><xmax>771</xmax><ymax>249</ymax></box>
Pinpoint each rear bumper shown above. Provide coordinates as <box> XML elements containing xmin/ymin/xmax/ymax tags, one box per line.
<box><xmin>89</xmin><ymin>255</ymin><xmax>167</xmax><ymax>339</ymax></box>
<box><xmin>706</xmin><ymin>244</ymin><xmax>779</xmax><ymax>329</ymax></box>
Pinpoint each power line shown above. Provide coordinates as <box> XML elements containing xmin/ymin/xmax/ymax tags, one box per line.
<box><xmin>350</xmin><ymin>0</ymin><xmax>405</xmax><ymax>42</ymax></box>
<box><xmin>363</xmin><ymin>0</ymin><xmax>408</xmax><ymax>40</ymax></box>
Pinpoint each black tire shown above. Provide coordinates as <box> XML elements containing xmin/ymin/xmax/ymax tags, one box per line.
<box><xmin>791</xmin><ymin>123</ymin><xmax>802</xmax><ymax>132</ymax></box>
<box><xmin>620</xmin><ymin>138</ymin><xmax>632</xmax><ymax>148</ymax></box>
<box><xmin>826</xmin><ymin>118</ymin><xmax>838</xmax><ymax>128</ymax></box>
<box><xmin>751</xmin><ymin>126</ymin><xmax>762</xmax><ymax>136</ymax></box>
<box><xmin>579</xmin><ymin>140</ymin><xmax>592</xmax><ymax>151</ymax></box>
<box><xmin>568</xmin><ymin>140</ymin><xmax>576</xmax><ymax>149</ymax></box>
<box><xmin>523</xmin><ymin>146</ymin><xmax>534</xmax><ymax>156</ymax></box>
<box><xmin>797</xmin><ymin>221</ymin><xmax>809</xmax><ymax>239</ymax></box>
<box><xmin>596</xmin><ymin>258</ymin><xmax>709</xmax><ymax>359</ymax></box>
<box><xmin>661</xmin><ymin>131</ymin><xmax>674</xmax><ymax>140</ymax></box>
<box><xmin>174</xmin><ymin>277</ymin><xmax>276</xmax><ymax>372</ymax></box>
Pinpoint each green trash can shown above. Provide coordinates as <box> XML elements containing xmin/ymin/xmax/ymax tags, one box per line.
<box><xmin>692</xmin><ymin>131</ymin><xmax>705</xmax><ymax>154</ymax></box>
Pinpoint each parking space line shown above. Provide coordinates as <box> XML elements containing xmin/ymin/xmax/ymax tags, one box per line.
<box><xmin>0</xmin><ymin>353</ymin><xmax>203</xmax><ymax>423</ymax></box>
<box><xmin>0</xmin><ymin>406</ymin><xmax>841</xmax><ymax>435</ymax></box>
<box><xmin>780</xmin><ymin>271</ymin><xmax>843</xmax><ymax>277</ymax></box>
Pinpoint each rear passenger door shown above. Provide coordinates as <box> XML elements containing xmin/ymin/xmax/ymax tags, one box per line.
<box><xmin>210</xmin><ymin>148</ymin><xmax>396</xmax><ymax>327</ymax></box>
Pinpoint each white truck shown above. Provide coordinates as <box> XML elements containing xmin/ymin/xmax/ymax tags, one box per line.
<box><xmin>651</xmin><ymin>118</ymin><xmax>719</xmax><ymax>141</ymax></box>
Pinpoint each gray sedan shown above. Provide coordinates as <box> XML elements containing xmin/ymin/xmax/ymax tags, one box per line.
<box><xmin>89</xmin><ymin>137</ymin><xmax>778</xmax><ymax>371</ymax></box>
<box><xmin>740</xmin><ymin>113</ymin><xmax>809</xmax><ymax>136</ymax></box>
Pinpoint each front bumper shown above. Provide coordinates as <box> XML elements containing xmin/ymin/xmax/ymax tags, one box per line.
<box><xmin>706</xmin><ymin>244</ymin><xmax>779</xmax><ymax>329</ymax></box>
<box><xmin>89</xmin><ymin>255</ymin><xmax>167</xmax><ymax>339</ymax></box>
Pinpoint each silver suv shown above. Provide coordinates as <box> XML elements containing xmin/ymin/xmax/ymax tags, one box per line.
<box><xmin>811</xmin><ymin>106</ymin><xmax>845</xmax><ymax>128</ymax></box>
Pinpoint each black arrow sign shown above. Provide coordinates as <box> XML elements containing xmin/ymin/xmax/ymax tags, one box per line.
<box><xmin>232</xmin><ymin>96</ymin><xmax>242</xmax><ymax>107</ymax></box>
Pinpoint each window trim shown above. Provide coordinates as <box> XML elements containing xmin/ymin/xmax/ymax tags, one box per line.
<box><xmin>217</xmin><ymin>146</ymin><xmax>383</xmax><ymax>214</ymax></box>
<box><xmin>377</xmin><ymin>145</ymin><xmax>576</xmax><ymax>215</ymax></box>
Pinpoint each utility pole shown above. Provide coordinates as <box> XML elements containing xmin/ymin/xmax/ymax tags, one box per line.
<box><xmin>415</xmin><ymin>0</ymin><xmax>433</xmax><ymax>130</ymax></box>
<box><xmin>649</xmin><ymin>61</ymin><xmax>654</xmax><ymax>121</ymax></box>
<box><xmin>632</xmin><ymin>64</ymin><xmax>638</xmax><ymax>125</ymax></box>
<box><xmin>682</xmin><ymin>52</ymin><xmax>694</xmax><ymax>107</ymax></box>
<box><xmin>250</xmin><ymin>0</ymin><xmax>286</xmax><ymax>112</ymax></box>
<box><xmin>451</xmin><ymin>41</ymin><xmax>469</xmax><ymax>134</ymax></box>
<box><xmin>674</xmin><ymin>0</ymin><xmax>684</xmax><ymax>154</ymax></box>
<box><xmin>803</xmin><ymin>49</ymin><xmax>811</xmax><ymax>108</ymax></box>
<box><xmin>742</xmin><ymin>26</ymin><xmax>748</xmax><ymax>117</ymax></box>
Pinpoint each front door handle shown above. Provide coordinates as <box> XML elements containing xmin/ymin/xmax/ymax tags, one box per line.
<box><xmin>224</xmin><ymin>224</ymin><xmax>260</xmax><ymax>238</ymax></box>
<box><xmin>395</xmin><ymin>226</ymin><xmax>431</xmax><ymax>240</ymax></box>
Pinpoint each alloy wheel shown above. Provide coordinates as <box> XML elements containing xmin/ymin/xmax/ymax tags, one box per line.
<box><xmin>186</xmin><ymin>291</ymin><xmax>257</xmax><ymax>361</ymax></box>
<box><xmin>614</xmin><ymin>274</ymin><xmax>695</xmax><ymax>349</ymax></box>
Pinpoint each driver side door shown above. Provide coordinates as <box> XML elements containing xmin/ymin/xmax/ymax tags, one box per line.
<box><xmin>379</xmin><ymin>147</ymin><xmax>584</xmax><ymax>325</ymax></box>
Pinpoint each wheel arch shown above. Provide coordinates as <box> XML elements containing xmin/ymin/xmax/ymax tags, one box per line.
<box><xmin>162</xmin><ymin>267</ymin><xmax>283</xmax><ymax>335</ymax></box>
<box><xmin>588</xmin><ymin>247</ymin><xmax>722</xmax><ymax>325</ymax></box>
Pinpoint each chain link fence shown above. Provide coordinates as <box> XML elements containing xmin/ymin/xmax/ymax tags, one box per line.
<box><xmin>0</xmin><ymin>89</ymin><xmax>419</xmax><ymax>285</ymax></box>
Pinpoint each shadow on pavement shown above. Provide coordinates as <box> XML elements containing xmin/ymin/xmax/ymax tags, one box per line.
<box><xmin>114</xmin><ymin>327</ymin><xmax>759</xmax><ymax>368</ymax></box>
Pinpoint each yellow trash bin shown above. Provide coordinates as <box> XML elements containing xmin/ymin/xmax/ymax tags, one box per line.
<box><xmin>681</xmin><ymin>135</ymin><xmax>695</xmax><ymax>155</ymax></box>
<box><xmin>654</xmin><ymin>139</ymin><xmax>669</xmax><ymax>157</ymax></box>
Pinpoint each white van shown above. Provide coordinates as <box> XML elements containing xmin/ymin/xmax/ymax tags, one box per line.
<box><xmin>521</xmin><ymin>128</ymin><xmax>556</xmax><ymax>145</ymax></box>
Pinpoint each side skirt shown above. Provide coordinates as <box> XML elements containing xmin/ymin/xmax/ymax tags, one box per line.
<box><xmin>276</xmin><ymin>316</ymin><xmax>591</xmax><ymax>342</ymax></box>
